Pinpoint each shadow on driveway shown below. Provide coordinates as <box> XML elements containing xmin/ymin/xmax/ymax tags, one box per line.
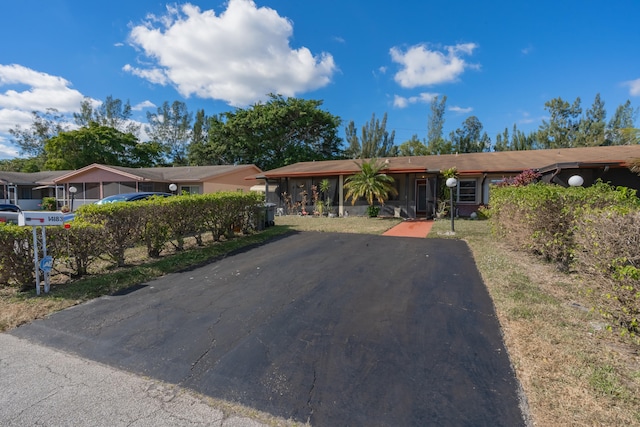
<box><xmin>12</xmin><ymin>232</ymin><xmax>526</xmax><ymax>426</ymax></box>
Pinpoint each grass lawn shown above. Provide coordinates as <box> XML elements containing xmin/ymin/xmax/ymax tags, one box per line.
<box><xmin>1</xmin><ymin>215</ymin><xmax>638</xmax><ymax>426</ymax></box>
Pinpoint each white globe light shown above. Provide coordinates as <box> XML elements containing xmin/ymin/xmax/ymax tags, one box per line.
<box><xmin>446</xmin><ymin>177</ymin><xmax>458</xmax><ymax>188</ymax></box>
<box><xmin>169</xmin><ymin>183</ymin><xmax>178</xmax><ymax>192</ymax></box>
<box><xmin>568</xmin><ymin>175</ymin><xmax>584</xmax><ymax>187</ymax></box>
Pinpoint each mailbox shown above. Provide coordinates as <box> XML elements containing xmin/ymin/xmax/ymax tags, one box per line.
<box><xmin>18</xmin><ymin>211</ymin><xmax>65</xmax><ymax>227</ymax></box>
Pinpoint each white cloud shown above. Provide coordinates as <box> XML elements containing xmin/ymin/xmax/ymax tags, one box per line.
<box><xmin>0</xmin><ymin>64</ymin><xmax>86</xmax><ymax>113</ymax></box>
<box><xmin>124</xmin><ymin>0</ymin><xmax>336</xmax><ymax>107</ymax></box>
<box><xmin>393</xmin><ymin>92</ymin><xmax>438</xmax><ymax>108</ymax></box>
<box><xmin>390</xmin><ymin>43</ymin><xmax>479</xmax><ymax>88</ymax></box>
<box><xmin>449</xmin><ymin>105</ymin><xmax>473</xmax><ymax>114</ymax></box>
<box><xmin>624</xmin><ymin>78</ymin><xmax>640</xmax><ymax>96</ymax></box>
<box><xmin>0</xmin><ymin>142</ymin><xmax>19</xmax><ymax>159</ymax></box>
<box><xmin>132</xmin><ymin>100</ymin><xmax>156</xmax><ymax>111</ymax></box>
<box><xmin>0</xmin><ymin>64</ymin><xmax>97</xmax><ymax>157</ymax></box>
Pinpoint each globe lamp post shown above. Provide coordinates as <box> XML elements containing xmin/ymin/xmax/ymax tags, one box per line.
<box><xmin>446</xmin><ymin>177</ymin><xmax>458</xmax><ymax>233</ymax></box>
<box><xmin>568</xmin><ymin>175</ymin><xmax>584</xmax><ymax>187</ymax></box>
<box><xmin>69</xmin><ymin>186</ymin><xmax>77</xmax><ymax>211</ymax></box>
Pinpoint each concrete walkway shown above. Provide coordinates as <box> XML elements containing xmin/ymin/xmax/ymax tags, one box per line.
<box><xmin>382</xmin><ymin>219</ymin><xmax>434</xmax><ymax>238</ymax></box>
<box><xmin>0</xmin><ymin>334</ymin><xmax>275</xmax><ymax>426</ymax></box>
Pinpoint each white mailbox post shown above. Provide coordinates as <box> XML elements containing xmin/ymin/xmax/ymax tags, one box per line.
<box><xmin>18</xmin><ymin>211</ymin><xmax>65</xmax><ymax>295</ymax></box>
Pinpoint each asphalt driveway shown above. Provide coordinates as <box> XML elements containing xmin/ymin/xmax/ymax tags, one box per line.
<box><xmin>11</xmin><ymin>232</ymin><xmax>526</xmax><ymax>426</ymax></box>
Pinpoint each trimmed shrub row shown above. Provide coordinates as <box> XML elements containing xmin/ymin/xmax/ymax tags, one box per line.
<box><xmin>0</xmin><ymin>191</ymin><xmax>264</xmax><ymax>289</ymax></box>
<box><xmin>489</xmin><ymin>181</ymin><xmax>640</xmax><ymax>334</ymax></box>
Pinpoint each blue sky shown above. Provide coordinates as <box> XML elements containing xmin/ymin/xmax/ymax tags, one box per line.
<box><xmin>1</xmin><ymin>0</ymin><xmax>639</xmax><ymax>160</ymax></box>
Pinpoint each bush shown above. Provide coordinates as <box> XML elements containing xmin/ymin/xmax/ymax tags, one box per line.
<box><xmin>0</xmin><ymin>225</ymin><xmax>34</xmax><ymax>288</ymax></box>
<box><xmin>41</xmin><ymin>197</ymin><xmax>57</xmax><ymax>211</ymax></box>
<box><xmin>574</xmin><ymin>209</ymin><xmax>640</xmax><ymax>333</ymax></box>
<box><xmin>366</xmin><ymin>205</ymin><xmax>380</xmax><ymax>217</ymax></box>
<box><xmin>0</xmin><ymin>191</ymin><xmax>266</xmax><ymax>288</ymax></box>
<box><xmin>489</xmin><ymin>180</ymin><xmax>640</xmax><ymax>334</ymax></box>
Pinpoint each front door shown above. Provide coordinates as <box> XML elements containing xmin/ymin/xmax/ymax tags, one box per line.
<box><xmin>416</xmin><ymin>179</ymin><xmax>435</xmax><ymax>218</ymax></box>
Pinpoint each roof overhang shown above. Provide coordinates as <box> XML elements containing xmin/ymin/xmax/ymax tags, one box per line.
<box><xmin>537</xmin><ymin>161</ymin><xmax>624</xmax><ymax>174</ymax></box>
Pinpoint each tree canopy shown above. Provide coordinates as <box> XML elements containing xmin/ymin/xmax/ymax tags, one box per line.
<box><xmin>146</xmin><ymin>101</ymin><xmax>193</xmax><ymax>166</ymax></box>
<box><xmin>188</xmin><ymin>94</ymin><xmax>343</xmax><ymax>170</ymax></box>
<box><xmin>345</xmin><ymin>113</ymin><xmax>397</xmax><ymax>159</ymax></box>
<box><xmin>44</xmin><ymin>123</ymin><xmax>163</xmax><ymax>170</ymax></box>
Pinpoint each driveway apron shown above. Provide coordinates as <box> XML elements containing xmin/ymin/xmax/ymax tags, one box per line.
<box><xmin>11</xmin><ymin>232</ymin><xmax>526</xmax><ymax>426</ymax></box>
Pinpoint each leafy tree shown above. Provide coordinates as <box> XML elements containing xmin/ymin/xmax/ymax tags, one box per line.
<box><xmin>426</xmin><ymin>95</ymin><xmax>447</xmax><ymax>151</ymax></box>
<box><xmin>188</xmin><ymin>114</ymin><xmax>233</xmax><ymax>165</ymax></box>
<box><xmin>44</xmin><ymin>123</ymin><xmax>163</xmax><ymax>170</ymax></box>
<box><xmin>576</xmin><ymin>93</ymin><xmax>607</xmax><ymax>147</ymax></box>
<box><xmin>398</xmin><ymin>135</ymin><xmax>429</xmax><ymax>156</ymax></box>
<box><xmin>450</xmin><ymin>116</ymin><xmax>490</xmax><ymax>153</ymax></box>
<box><xmin>607</xmin><ymin>100</ymin><xmax>639</xmax><ymax>145</ymax></box>
<box><xmin>0</xmin><ymin>158</ymin><xmax>41</xmax><ymax>172</ymax></box>
<box><xmin>344</xmin><ymin>158</ymin><xmax>398</xmax><ymax>208</ymax></box>
<box><xmin>195</xmin><ymin>95</ymin><xmax>342</xmax><ymax>170</ymax></box>
<box><xmin>494</xmin><ymin>127</ymin><xmax>510</xmax><ymax>152</ymax></box>
<box><xmin>536</xmin><ymin>97</ymin><xmax>583</xmax><ymax>148</ymax></box>
<box><xmin>74</xmin><ymin>95</ymin><xmax>140</xmax><ymax>136</ymax></box>
<box><xmin>8</xmin><ymin>108</ymin><xmax>69</xmax><ymax>161</ymax></box>
<box><xmin>187</xmin><ymin>109</ymin><xmax>210</xmax><ymax>165</ymax></box>
<box><xmin>494</xmin><ymin>124</ymin><xmax>536</xmax><ymax>151</ymax></box>
<box><xmin>344</xmin><ymin>113</ymin><xmax>397</xmax><ymax>158</ymax></box>
<box><xmin>146</xmin><ymin>101</ymin><xmax>193</xmax><ymax>166</ymax></box>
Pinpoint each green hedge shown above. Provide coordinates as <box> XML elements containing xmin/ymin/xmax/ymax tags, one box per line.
<box><xmin>0</xmin><ymin>192</ymin><xmax>264</xmax><ymax>288</ymax></box>
<box><xmin>489</xmin><ymin>180</ymin><xmax>640</xmax><ymax>334</ymax></box>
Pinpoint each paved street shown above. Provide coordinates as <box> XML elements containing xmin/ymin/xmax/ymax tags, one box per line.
<box><xmin>7</xmin><ymin>232</ymin><xmax>527</xmax><ymax>426</ymax></box>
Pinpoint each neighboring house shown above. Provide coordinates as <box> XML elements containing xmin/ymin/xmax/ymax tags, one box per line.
<box><xmin>256</xmin><ymin>145</ymin><xmax>640</xmax><ymax>218</ymax></box>
<box><xmin>0</xmin><ymin>164</ymin><xmax>262</xmax><ymax>210</ymax></box>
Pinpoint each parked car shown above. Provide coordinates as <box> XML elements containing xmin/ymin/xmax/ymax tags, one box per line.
<box><xmin>0</xmin><ymin>204</ymin><xmax>21</xmax><ymax>224</ymax></box>
<box><xmin>95</xmin><ymin>192</ymin><xmax>172</xmax><ymax>205</ymax></box>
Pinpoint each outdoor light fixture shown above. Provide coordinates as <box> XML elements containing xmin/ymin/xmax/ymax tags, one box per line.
<box><xmin>69</xmin><ymin>186</ymin><xmax>77</xmax><ymax>211</ymax></box>
<box><xmin>446</xmin><ymin>177</ymin><xmax>458</xmax><ymax>233</ymax></box>
<box><xmin>568</xmin><ymin>175</ymin><xmax>584</xmax><ymax>187</ymax></box>
<box><xmin>169</xmin><ymin>183</ymin><xmax>178</xmax><ymax>194</ymax></box>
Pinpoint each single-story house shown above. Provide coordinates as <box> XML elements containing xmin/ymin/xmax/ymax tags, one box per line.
<box><xmin>0</xmin><ymin>163</ymin><xmax>262</xmax><ymax>210</ymax></box>
<box><xmin>255</xmin><ymin>145</ymin><xmax>640</xmax><ymax>218</ymax></box>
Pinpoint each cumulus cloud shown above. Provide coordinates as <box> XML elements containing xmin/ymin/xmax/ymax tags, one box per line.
<box><xmin>390</xmin><ymin>43</ymin><xmax>479</xmax><ymax>88</ymax></box>
<box><xmin>393</xmin><ymin>92</ymin><xmax>438</xmax><ymax>108</ymax></box>
<box><xmin>132</xmin><ymin>100</ymin><xmax>156</xmax><ymax>111</ymax></box>
<box><xmin>0</xmin><ymin>64</ymin><xmax>85</xmax><ymax>113</ymax></box>
<box><xmin>624</xmin><ymin>78</ymin><xmax>640</xmax><ymax>96</ymax></box>
<box><xmin>124</xmin><ymin>0</ymin><xmax>336</xmax><ymax>107</ymax></box>
<box><xmin>449</xmin><ymin>105</ymin><xmax>473</xmax><ymax>114</ymax></box>
<box><xmin>0</xmin><ymin>64</ymin><xmax>95</xmax><ymax>157</ymax></box>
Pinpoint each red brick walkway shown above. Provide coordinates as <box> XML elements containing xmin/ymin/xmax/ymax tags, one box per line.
<box><xmin>382</xmin><ymin>219</ymin><xmax>434</xmax><ymax>238</ymax></box>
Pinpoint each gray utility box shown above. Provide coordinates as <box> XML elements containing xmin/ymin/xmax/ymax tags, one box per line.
<box><xmin>264</xmin><ymin>203</ymin><xmax>276</xmax><ymax>227</ymax></box>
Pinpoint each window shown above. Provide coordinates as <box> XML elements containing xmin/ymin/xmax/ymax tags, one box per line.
<box><xmin>139</xmin><ymin>182</ymin><xmax>154</xmax><ymax>192</ymax></box>
<box><xmin>457</xmin><ymin>179</ymin><xmax>477</xmax><ymax>203</ymax></box>
<box><xmin>180</xmin><ymin>185</ymin><xmax>200</xmax><ymax>195</ymax></box>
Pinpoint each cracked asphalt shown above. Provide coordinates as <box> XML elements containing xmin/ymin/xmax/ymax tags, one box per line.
<box><xmin>6</xmin><ymin>232</ymin><xmax>527</xmax><ymax>426</ymax></box>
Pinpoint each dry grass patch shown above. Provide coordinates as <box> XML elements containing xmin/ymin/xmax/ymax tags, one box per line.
<box><xmin>274</xmin><ymin>214</ymin><xmax>402</xmax><ymax>234</ymax></box>
<box><xmin>430</xmin><ymin>219</ymin><xmax>640</xmax><ymax>426</ymax></box>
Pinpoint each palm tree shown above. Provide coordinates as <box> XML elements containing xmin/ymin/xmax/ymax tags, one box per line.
<box><xmin>630</xmin><ymin>158</ymin><xmax>640</xmax><ymax>175</ymax></box>
<box><xmin>344</xmin><ymin>159</ymin><xmax>398</xmax><ymax>213</ymax></box>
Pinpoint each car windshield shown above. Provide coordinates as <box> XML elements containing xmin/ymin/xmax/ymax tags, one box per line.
<box><xmin>95</xmin><ymin>195</ymin><xmax>130</xmax><ymax>205</ymax></box>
